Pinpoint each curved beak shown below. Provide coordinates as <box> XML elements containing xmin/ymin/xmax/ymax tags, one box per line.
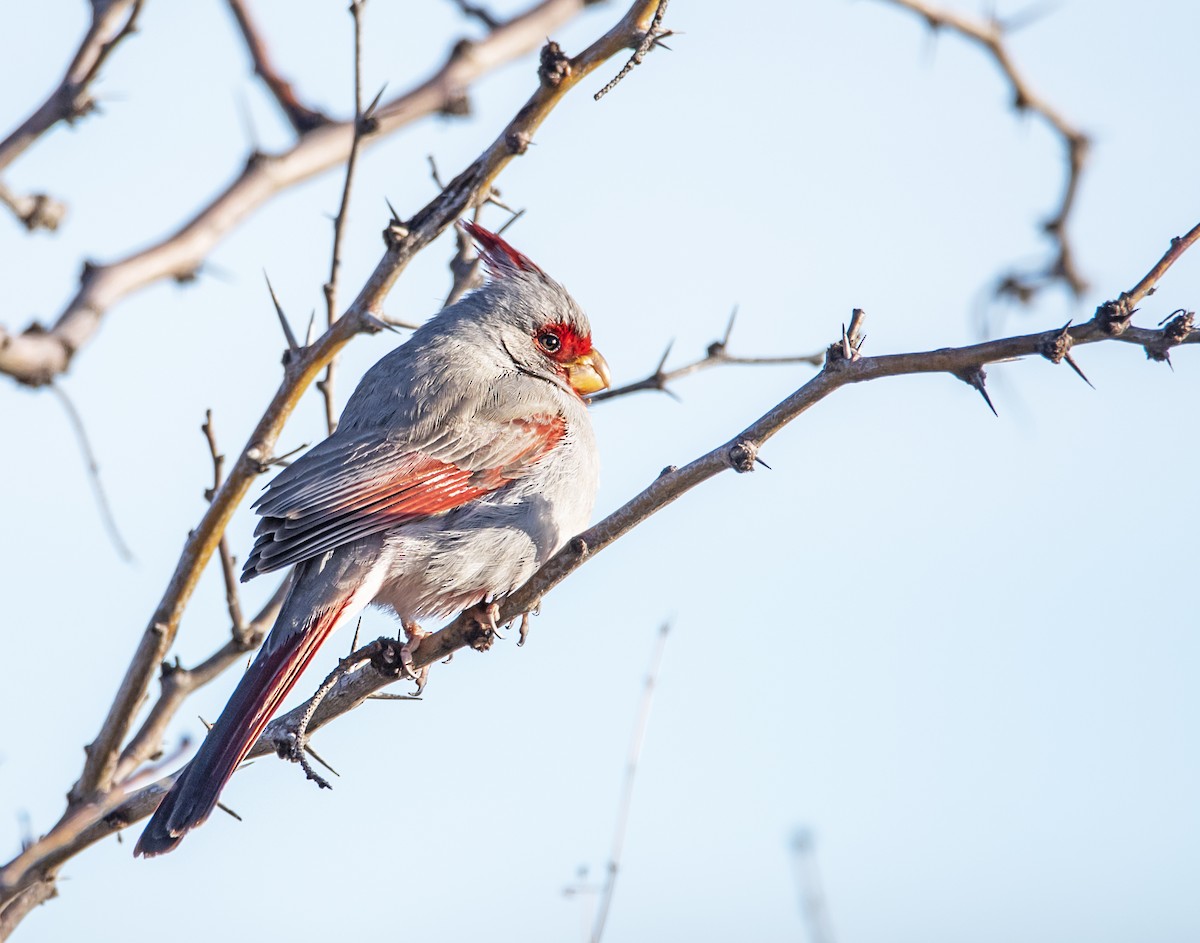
<box><xmin>565</xmin><ymin>348</ymin><xmax>612</xmax><ymax>396</ymax></box>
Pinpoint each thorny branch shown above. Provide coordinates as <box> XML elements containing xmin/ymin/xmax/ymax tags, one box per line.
<box><xmin>3</xmin><ymin>217</ymin><xmax>1193</xmax><ymax>919</ymax></box>
<box><xmin>0</xmin><ymin>0</ymin><xmax>603</xmax><ymax>387</ymax></box>
<box><xmin>0</xmin><ymin>0</ymin><xmax>672</xmax><ymax>930</ymax></box>
<box><xmin>590</xmin><ymin>308</ymin><xmax>824</xmax><ymax>403</ymax></box>
<box><xmin>0</xmin><ymin>0</ymin><xmax>143</xmax><ymax>231</ymax></box>
<box><xmin>319</xmin><ymin>0</ymin><xmax>373</xmax><ymax>436</ymax></box>
<box><xmin>877</xmin><ymin>0</ymin><xmax>1091</xmax><ymax>304</ymax></box>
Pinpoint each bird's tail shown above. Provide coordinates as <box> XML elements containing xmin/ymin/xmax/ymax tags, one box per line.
<box><xmin>135</xmin><ymin>556</ymin><xmax>375</xmax><ymax>857</ymax></box>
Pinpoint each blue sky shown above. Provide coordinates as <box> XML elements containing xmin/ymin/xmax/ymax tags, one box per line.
<box><xmin>1</xmin><ymin>1</ymin><xmax>1197</xmax><ymax>941</ymax></box>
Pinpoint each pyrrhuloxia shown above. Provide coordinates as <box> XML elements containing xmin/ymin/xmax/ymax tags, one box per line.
<box><xmin>135</xmin><ymin>222</ymin><xmax>609</xmax><ymax>856</ymax></box>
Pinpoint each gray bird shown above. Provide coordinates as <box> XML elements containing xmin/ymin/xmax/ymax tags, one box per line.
<box><xmin>135</xmin><ymin>222</ymin><xmax>610</xmax><ymax>856</ymax></box>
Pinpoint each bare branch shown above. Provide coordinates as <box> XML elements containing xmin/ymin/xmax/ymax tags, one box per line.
<box><xmin>594</xmin><ymin>0</ymin><xmax>672</xmax><ymax>101</ymax></box>
<box><xmin>319</xmin><ymin>0</ymin><xmax>372</xmax><ymax>436</ymax></box>
<box><xmin>589</xmin><ymin>623</ymin><xmax>670</xmax><ymax>943</ymax></box>
<box><xmin>48</xmin><ymin>382</ymin><xmax>133</xmax><ymax>561</ymax></box>
<box><xmin>201</xmin><ymin>411</ymin><xmax>245</xmax><ymax>634</ymax></box>
<box><xmin>0</xmin><ymin>0</ymin><xmax>600</xmax><ymax>386</ymax></box>
<box><xmin>590</xmin><ymin>308</ymin><xmax>824</xmax><ymax>402</ymax></box>
<box><xmin>876</xmin><ymin>0</ymin><xmax>1091</xmax><ymax>302</ymax></box>
<box><xmin>110</xmin><ymin>578</ymin><xmax>290</xmax><ymax>787</ymax></box>
<box><xmin>0</xmin><ymin>0</ymin><xmax>143</xmax><ymax>230</ymax></box>
<box><xmin>64</xmin><ymin>0</ymin><xmax>667</xmax><ymax>819</ymax></box>
<box><xmin>225</xmin><ymin>0</ymin><xmax>330</xmax><ymax>134</ymax></box>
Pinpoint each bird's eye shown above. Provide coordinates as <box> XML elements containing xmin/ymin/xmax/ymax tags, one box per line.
<box><xmin>537</xmin><ymin>331</ymin><xmax>562</xmax><ymax>353</ymax></box>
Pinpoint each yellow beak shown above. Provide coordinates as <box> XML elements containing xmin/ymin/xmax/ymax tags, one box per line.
<box><xmin>565</xmin><ymin>348</ymin><xmax>612</xmax><ymax>396</ymax></box>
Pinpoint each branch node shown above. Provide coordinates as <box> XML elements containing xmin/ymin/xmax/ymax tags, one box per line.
<box><xmin>538</xmin><ymin>40</ymin><xmax>572</xmax><ymax>88</ymax></box>
<box><xmin>727</xmin><ymin>439</ymin><xmax>759</xmax><ymax>473</ymax></box>
<box><xmin>955</xmin><ymin>366</ymin><xmax>998</xmax><ymax>417</ymax></box>
<box><xmin>1094</xmin><ymin>297</ymin><xmax>1134</xmax><ymax>336</ymax></box>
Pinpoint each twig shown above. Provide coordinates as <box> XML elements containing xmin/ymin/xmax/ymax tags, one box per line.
<box><xmin>225</xmin><ymin>0</ymin><xmax>329</xmax><ymax>134</ymax></box>
<box><xmin>790</xmin><ymin>829</ymin><xmax>837</xmax><ymax>943</ymax></box>
<box><xmin>111</xmin><ymin>577</ymin><xmax>289</xmax><ymax>788</ymax></box>
<box><xmin>319</xmin><ymin>1</ymin><xmax>372</xmax><ymax>436</ymax></box>
<box><xmin>0</xmin><ymin>0</ymin><xmax>597</xmax><ymax>386</ymax></box>
<box><xmin>876</xmin><ymin>0</ymin><xmax>1091</xmax><ymax>303</ymax></box>
<box><xmin>0</xmin><ymin>0</ymin><xmax>143</xmax><ymax>231</ymax></box>
<box><xmin>201</xmin><ymin>410</ymin><xmax>245</xmax><ymax>634</ymax></box>
<box><xmin>47</xmin><ymin>382</ymin><xmax>133</xmax><ymax>562</ymax></box>
<box><xmin>449</xmin><ymin>0</ymin><xmax>502</xmax><ymax>31</ymax></box>
<box><xmin>589</xmin><ymin>622</ymin><xmax>670</xmax><ymax>943</ymax></box>
<box><xmin>594</xmin><ymin>0</ymin><xmax>671</xmax><ymax>101</ymax></box>
<box><xmin>590</xmin><ymin>308</ymin><xmax>824</xmax><ymax>402</ymax></box>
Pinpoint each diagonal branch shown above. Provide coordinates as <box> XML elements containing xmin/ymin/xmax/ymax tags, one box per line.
<box><xmin>876</xmin><ymin>0</ymin><xmax>1091</xmax><ymax>303</ymax></box>
<box><xmin>0</xmin><ymin>0</ymin><xmax>143</xmax><ymax>231</ymax></box>
<box><xmin>0</xmin><ymin>0</ymin><xmax>602</xmax><ymax>387</ymax></box>
<box><xmin>0</xmin><ymin>7</ymin><xmax>673</xmax><ymax>918</ymax></box>
<box><xmin>66</xmin><ymin>0</ymin><xmax>669</xmax><ymax>819</ymax></box>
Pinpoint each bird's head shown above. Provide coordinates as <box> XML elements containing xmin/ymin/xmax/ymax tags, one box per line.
<box><xmin>459</xmin><ymin>220</ymin><xmax>611</xmax><ymax>400</ymax></box>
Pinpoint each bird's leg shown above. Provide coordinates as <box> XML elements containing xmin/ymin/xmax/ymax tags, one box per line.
<box><xmin>400</xmin><ymin>620</ymin><xmax>430</xmax><ymax>692</ymax></box>
<box><xmin>467</xmin><ymin>601</ymin><xmax>502</xmax><ymax>652</ymax></box>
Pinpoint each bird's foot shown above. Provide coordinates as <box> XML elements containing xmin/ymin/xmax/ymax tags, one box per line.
<box><xmin>468</xmin><ymin>601</ymin><xmax>503</xmax><ymax>652</ymax></box>
<box><xmin>400</xmin><ymin>620</ymin><xmax>430</xmax><ymax>693</ymax></box>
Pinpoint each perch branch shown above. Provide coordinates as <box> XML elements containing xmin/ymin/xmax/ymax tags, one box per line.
<box><xmin>4</xmin><ymin>218</ymin><xmax>1191</xmax><ymax>914</ymax></box>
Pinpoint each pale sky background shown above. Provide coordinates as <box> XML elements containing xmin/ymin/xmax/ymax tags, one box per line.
<box><xmin>1</xmin><ymin>2</ymin><xmax>1197</xmax><ymax>942</ymax></box>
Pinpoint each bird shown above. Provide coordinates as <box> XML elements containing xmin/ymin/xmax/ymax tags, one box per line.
<box><xmin>134</xmin><ymin>221</ymin><xmax>610</xmax><ymax>856</ymax></box>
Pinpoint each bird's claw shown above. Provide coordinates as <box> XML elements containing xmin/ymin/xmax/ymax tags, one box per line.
<box><xmin>468</xmin><ymin>601</ymin><xmax>502</xmax><ymax>652</ymax></box>
<box><xmin>400</xmin><ymin>621</ymin><xmax>430</xmax><ymax>694</ymax></box>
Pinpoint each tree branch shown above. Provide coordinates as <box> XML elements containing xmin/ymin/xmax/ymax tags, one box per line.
<box><xmin>62</xmin><ymin>0</ymin><xmax>667</xmax><ymax>840</ymax></box>
<box><xmin>225</xmin><ymin>0</ymin><xmax>330</xmax><ymax>134</ymax></box>
<box><xmin>0</xmin><ymin>0</ymin><xmax>143</xmax><ymax>231</ymax></box>
<box><xmin>0</xmin><ymin>0</ymin><xmax>600</xmax><ymax>386</ymax></box>
<box><xmin>319</xmin><ymin>0</ymin><xmax>372</xmax><ymax>436</ymax></box>
<box><xmin>876</xmin><ymin>0</ymin><xmax>1091</xmax><ymax>303</ymax></box>
<box><xmin>590</xmin><ymin>308</ymin><xmax>824</xmax><ymax>403</ymax></box>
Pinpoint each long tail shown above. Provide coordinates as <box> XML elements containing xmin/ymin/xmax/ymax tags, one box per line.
<box><xmin>135</xmin><ymin>557</ymin><xmax>374</xmax><ymax>857</ymax></box>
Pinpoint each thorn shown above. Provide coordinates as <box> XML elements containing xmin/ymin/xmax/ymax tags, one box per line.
<box><xmin>363</xmin><ymin>84</ymin><xmax>387</xmax><ymax>120</ymax></box>
<box><xmin>362</xmin><ymin>312</ymin><xmax>401</xmax><ymax>334</ymax></box>
<box><xmin>305</xmin><ymin>310</ymin><xmax>317</xmax><ymax>346</ymax></box>
<box><xmin>349</xmin><ymin>617</ymin><xmax>361</xmax><ymax>654</ymax></box>
<box><xmin>960</xmin><ymin>367</ymin><xmax>999</xmax><ymax>417</ymax></box>
<box><xmin>199</xmin><ymin>716</ymin><xmax>213</xmax><ymax>731</ymax></box>
<box><xmin>385</xmin><ymin>197</ymin><xmax>403</xmax><ymax>225</ymax></box>
<box><xmin>303</xmin><ymin>742</ymin><xmax>340</xmax><ymax>777</ymax></box>
<box><xmin>723</xmin><ymin>305</ymin><xmax>738</xmax><ymax>345</ymax></box>
<box><xmin>495</xmin><ymin>207</ymin><xmax>525</xmax><ymax>236</ymax></box>
<box><xmin>655</xmin><ymin>340</ymin><xmax>674</xmax><ymax>375</ymax></box>
<box><xmin>1062</xmin><ymin>352</ymin><xmax>1094</xmax><ymax>388</ymax></box>
<box><xmin>755</xmin><ymin>455</ymin><xmax>772</xmax><ymax>470</ymax></box>
<box><xmin>216</xmin><ymin>802</ymin><xmax>243</xmax><ymax>822</ymax></box>
<box><xmin>263</xmin><ymin>273</ymin><xmax>300</xmax><ymax>353</ymax></box>
<box><xmin>366</xmin><ymin>693</ymin><xmax>423</xmax><ymax>701</ymax></box>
